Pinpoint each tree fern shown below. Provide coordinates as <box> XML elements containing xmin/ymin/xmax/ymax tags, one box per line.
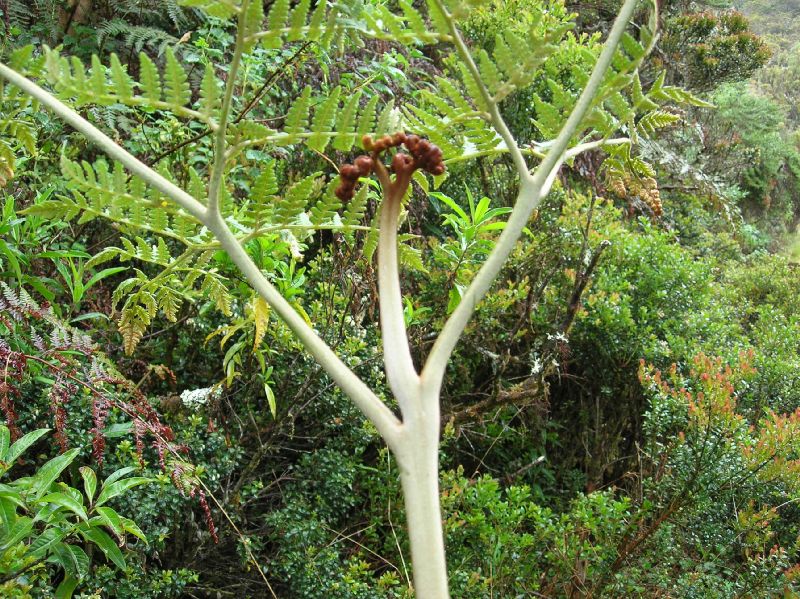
<box><xmin>2</xmin><ymin>0</ymin><xmax>673</xmax><ymax>593</ymax></box>
<box><xmin>12</xmin><ymin>0</ymin><xmax>686</xmax><ymax>353</ymax></box>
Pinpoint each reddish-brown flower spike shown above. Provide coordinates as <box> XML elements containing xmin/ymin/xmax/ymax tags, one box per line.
<box><xmin>428</xmin><ymin>162</ymin><xmax>446</xmax><ymax>176</ymax></box>
<box><xmin>338</xmin><ymin>132</ymin><xmax>445</xmax><ymax>200</ymax></box>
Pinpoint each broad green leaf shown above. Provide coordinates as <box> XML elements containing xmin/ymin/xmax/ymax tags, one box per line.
<box><xmin>0</xmin><ymin>425</ymin><xmax>9</xmax><ymax>462</ymax></box>
<box><xmin>29</xmin><ymin>526</ymin><xmax>66</xmax><ymax>557</ymax></box>
<box><xmin>81</xmin><ymin>527</ymin><xmax>126</xmax><ymax>571</ymax></box>
<box><xmin>431</xmin><ymin>192</ymin><xmax>467</xmax><ymax>221</ymax></box>
<box><xmin>85</xmin><ymin>266</ymin><xmax>127</xmax><ymax>291</ymax></box>
<box><xmin>51</xmin><ymin>542</ymin><xmax>90</xmax><ymax>580</ymax></box>
<box><xmin>0</xmin><ymin>516</ymin><xmax>32</xmax><ymax>550</ymax></box>
<box><xmin>0</xmin><ymin>495</ymin><xmax>19</xmax><ymax>529</ymax></box>
<box><xmin>0</xmin><ymin>486</ymin><xmax>24</xmax><ymax>509</ymax></box>
<box><xmin>102</xmin><ymin>422</ymin><xmax>133</xmax><ymax>438</ymax></box>
<box><xmin>121</xmin><ymin>516</ymin><xmax>148</xmax><ymax>544</ymax></box>
<box><xmin>37</xmin><ymin>492</ymin><xmax>88</xmax><ymax>521</ymax></box>
<box><xmin>69</xmin><ymin>312</ymin><xmax>110</xmax><ymax>324</ymax></box>
<box><xmin>102</xmin><ymin>466</ymin><xmax>136</xmax><ymax>487</ymax></box>
<box><xmin>265</xmin><ymin>383</ymin><xmax>277</xmax><ymax>419</ymax></box>
<box><xmin>54</xmin><ymin>574</ymin><xmax>79</xmax><ymax>599</ymax></box>
<box><xmin>6</xmin><ymin>428</ymin><xmax>49</xmax><ymax>466</ymax></box>
<box><xmin>96</xmin><ymin>477</ymin><xmax>152</xmax><ymax>507</ymax></box>
<box><xmin>32</xmin><ymin>448</ymin><xmax>80</xmax><ymax>499</ymax></box>
<box><xmin>94</xmin><ymin>506</ymin><xmax>124</xmax><ymax>537</ymax></box>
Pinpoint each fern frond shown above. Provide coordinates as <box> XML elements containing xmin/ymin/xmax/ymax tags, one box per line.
<box><xmin>0</xmin><ymin>87</ymin><xmax>37</xmax><ymax>188</ymax></box>
<box><xmin>635</xmin><ymin>110</ymin><xmax>681</xmax><ymax>138</ymax></box>
<box><xmin>308</xmin><ymin>180</ymin><xmax>342</xmax><ymax>225</ymax></box>
<box><xmin>307</xmin><ymin>85</ymin><xmax>341</xmax><ymax>152</ymax></box>
<box><xmin>228</xmin><ymin>86</ymin><xmax>387</xmax><ymax>155</ymax></box>
<box><xmin>341</xmin><ymin>186</ymin><xmax>370</xmax><ymax>231</ymax></box>
<box><xmin>332</xmin><ymin>90</ymin><xmax>363</xmax><ymax>152</ymax></box>
<box><xmin>179</xmin><ymin>0</ymin><xmax>240</xmax><ymax>19</ymax></box>
<box><xmin>164</xmin><ymin>48</ymin><xmax>192</xmax><ymax>107</ymax></box>
<box><xmin>245</xmin><ymin>0</ymin><xmax>449</xmax><ymax>50</ymax></box>
<box><xmin>202</xmin><ymin>274</ymin><xmax>233</xmax><ymax>316</ymax></box>
<box><xmin>646</xmin><ymin>71</ymin><xmax>713</xmax><ymax>108</ymax></box>
<box><xmin>274</xmin><ymin>172</ymin><xmax>323</xmax><ymax>225</ymax></box>
<box><xmin>97</xmin><ymin>20</ymin><xmax>181</xmax><ymax>55</ymax></box>
<box><xmin>284</xmin><ymin>85</ymin><xmax>312</xmax><ymax>135</ymax></box>
<box><xmin>118</xmin><ymin>300</ymin><xmax>152</xmax><ymax>355</ymax></box>
<box><xmin>23</xmin><ymin>155</ymin><xmax>205</xmax><ymax>244</ymax></box>
<box><xmin>42</xmin><ymin>47</ymin><xmax>212</xmax><ymax>125</ymax></box>
<box><xmin>199</xmin><ymin>62</ymin><xmax>221</xmax><ymax>118</ymax></box>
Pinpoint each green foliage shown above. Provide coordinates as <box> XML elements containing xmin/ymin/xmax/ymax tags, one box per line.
<box><xmin>704</xmin><ymin>82</ymin><xmax>800</xmax><ymax>230</ymax></box>
<box><xmin>442</xmin><ymin>472</ymin><xmax>632</xmax><ymax>598</ymax></box>
<box><xmin>4</xmin><ymin>0</ymin><xmax>687</xmax><ymax>362</ymax></box>
<box><xmin>0</xmin><ymin>426</ymin><xmax>151</xmax><ymax>597</ymax></box>
<box><xmin>5</xmin><ymin>0</ymin><xmax>198</xmax><ymax>58</ymax></box>
<box><xmin>720</xmin><ymin>254</ymin><xmax>800</xmax><ymax>416</ymax></box>
<box><xmin>635</xmin><ymin>353</ymin><xmax>800</xmax><ymax>596</ymax></box>
<box><xmin>429</xmin><ymin>189</ymin><xmax>510</xmax><ymax>313</ymax></box>
<box><xmin>0</xmin><ymin>47</ymin><xmax>38</xmax><ymax>190</ymax></box>
<box><xmin>662</xmin><ymin>9</ymin><xmax>772</xmax><ymax>90</ymax></box>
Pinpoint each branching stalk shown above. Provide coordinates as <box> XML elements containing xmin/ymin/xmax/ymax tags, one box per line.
<box><xmin>207</xmin><ymin>0</ymin><xmax>249</xmax><ymax>216</ymax></box>
<box><xmin>433</xmin><ymin>0</ymin><xmax>531</xmax><ymax>181</ymax></box>
<box><xmin>422</xmin><ymin>0</ymin><xmax>641</xmax><ymax>394</ymax></box>
<box><xmin>375</xmin><ymin>161</ymin><xmax>420</xmax><ymax>416</ymax></box>
<box><xmin>447</xmin><ymin>137</ymin><xmax>630</xmax><ymax>165</ymax></box>
<box><xmin>0</xmin><ymin>2</ymin><xmax>647</xmax><ymax>596</ymax></box>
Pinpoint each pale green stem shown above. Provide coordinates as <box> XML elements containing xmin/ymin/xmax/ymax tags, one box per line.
<box><xmin>447</xmin><ymin>137</ymin><xmax>630</xmax><ymax>166</ymax></box>
<box><xmin>207</xmin><ymin>0</ymin><xmax>249</xmax><ymax>216</ymax></box>
<box><xmin>372</xmin><ymin>156</ymin><xmax>447</xmax><ymax>597</ymax></box>
<box><xmin>434</xmin><ymin>0</ymin><xmax>531</xmax><ymax>181</ymax></box>
<box><xmin>374</xmin><ymin>162</ymin><xmax>420</xmax><ymax>417</ymax></box>
<box><xmin>422</xmin><ymin>0</ymin><xmax>641</xmax><ymax>394</ymax></box>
